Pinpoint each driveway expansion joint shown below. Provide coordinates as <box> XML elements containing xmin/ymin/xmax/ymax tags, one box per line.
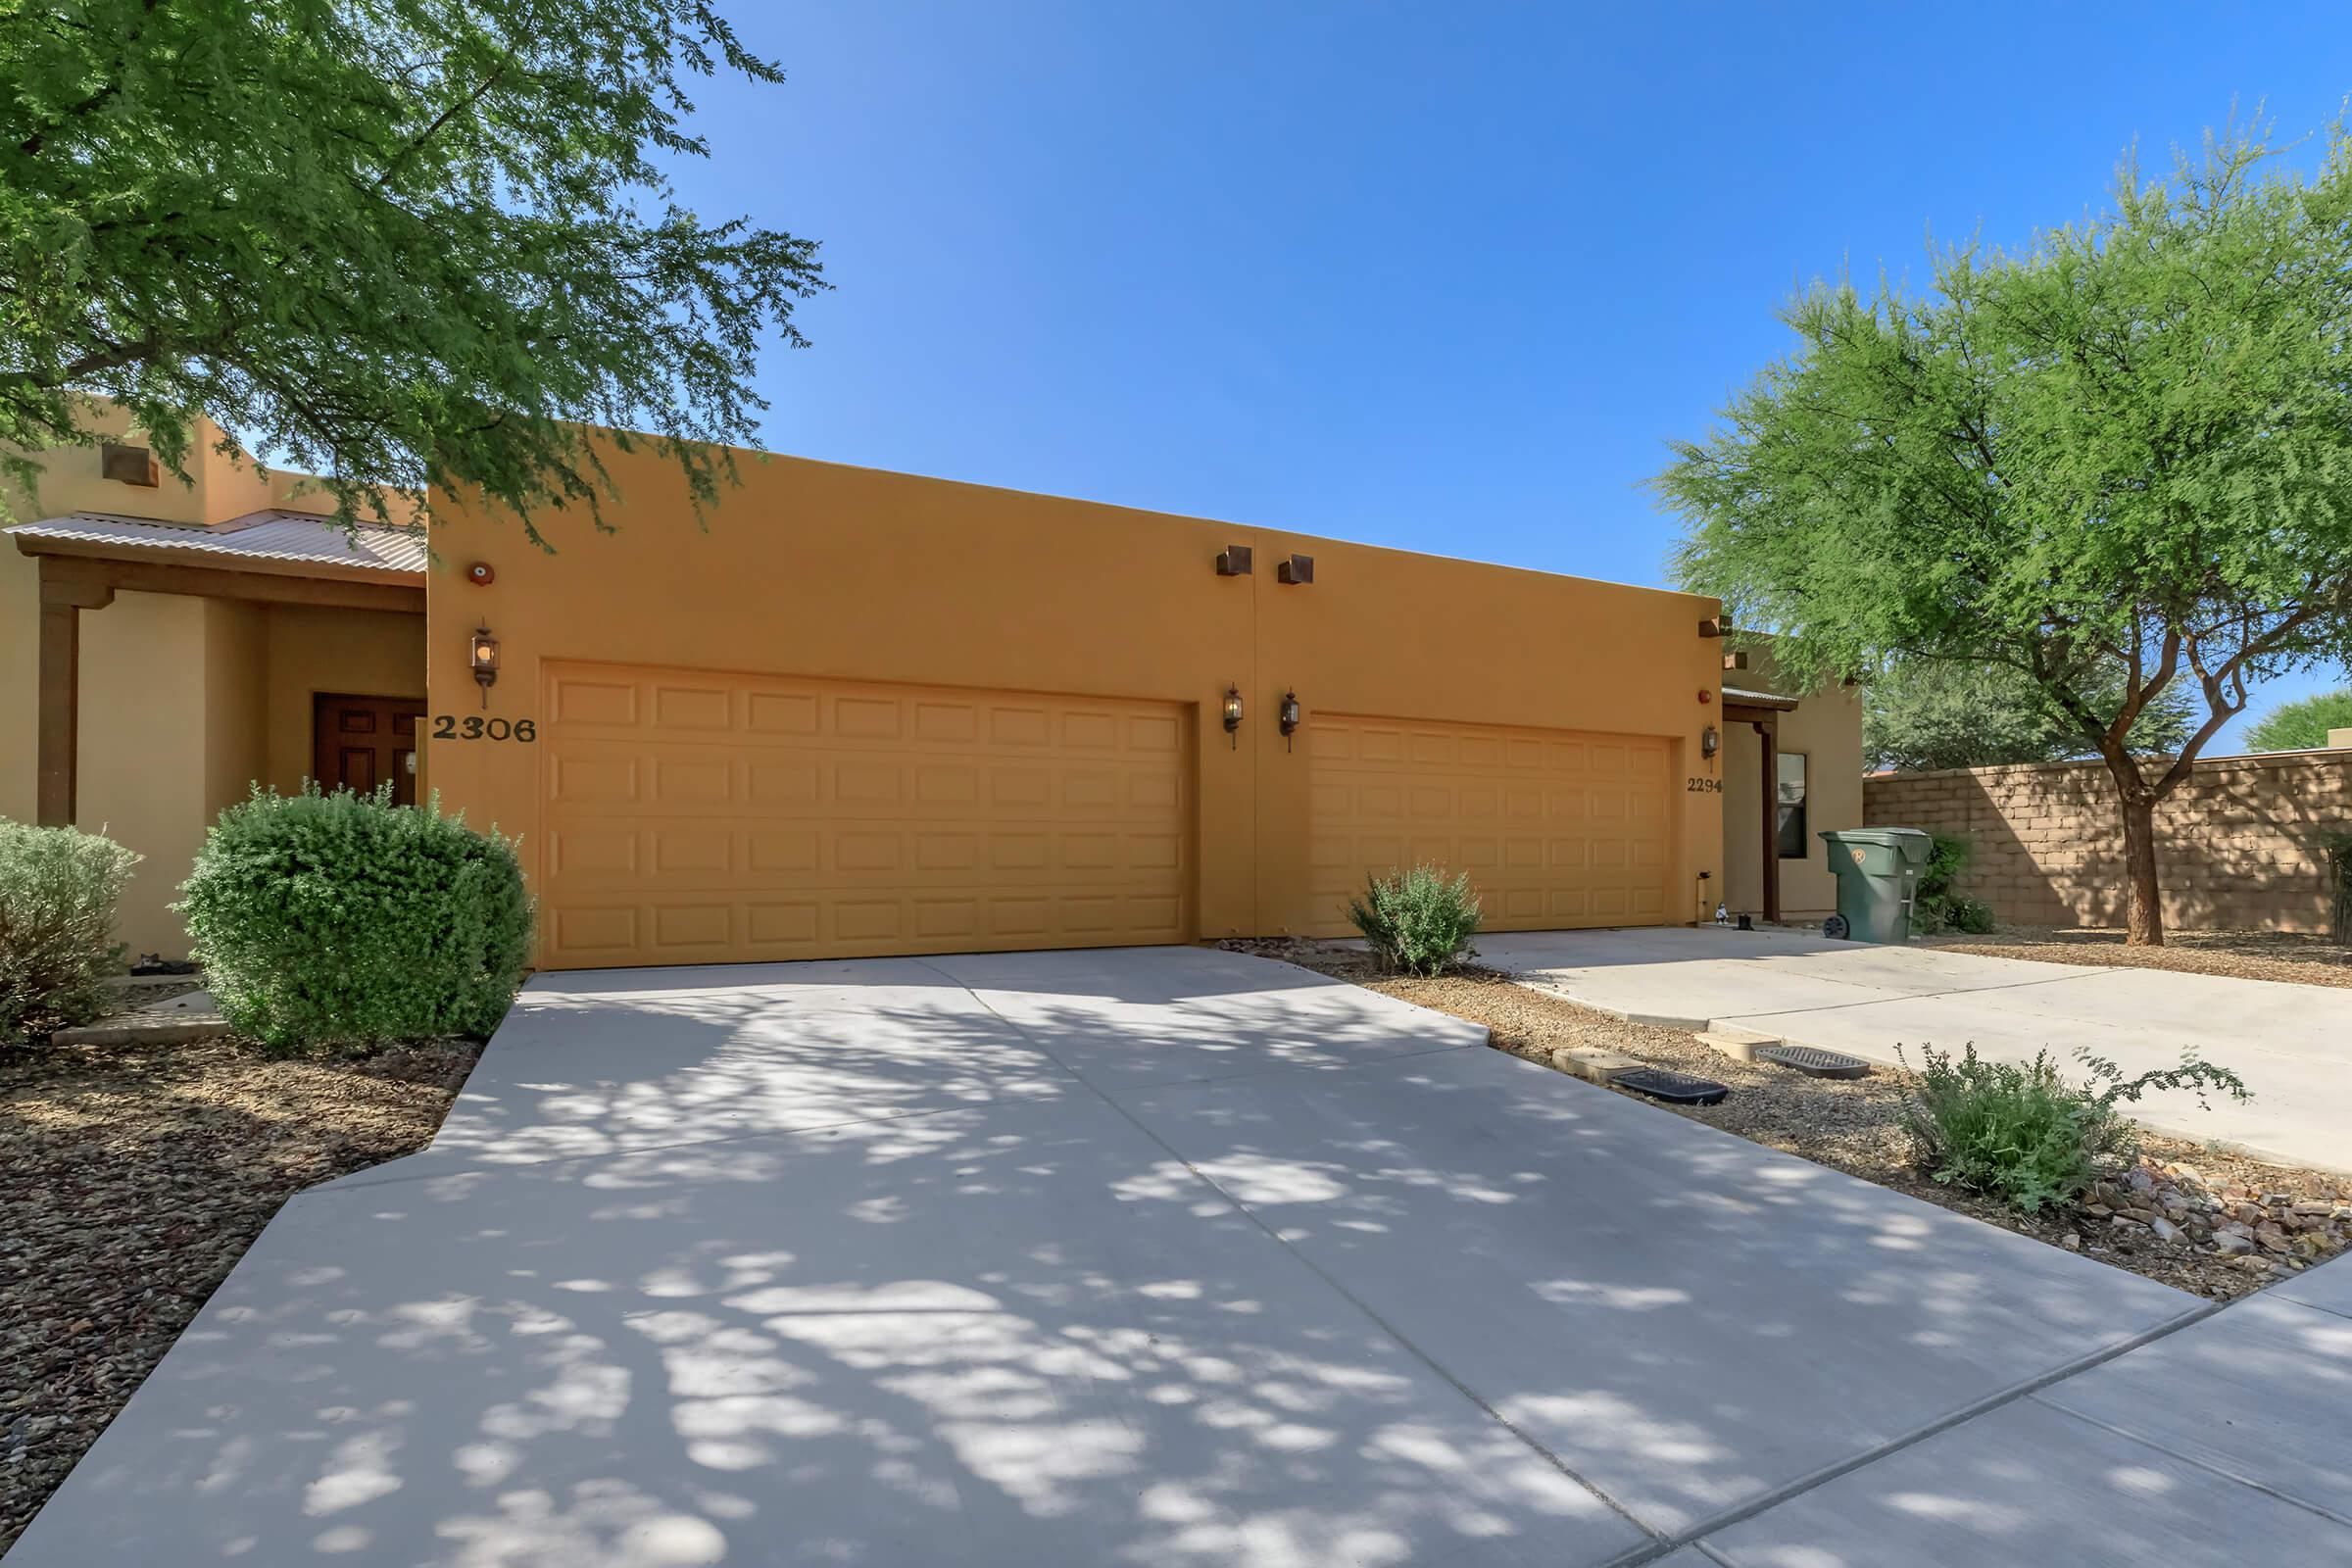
<box><xmin>2024</xmin><ymin>1387</ymin><xmax>2352</xmax><ymax>1530</ymax></box>
<box><xmin>1589</xmin><ymin>1294</ymin><xmax>2227</xmax><ymax>1566</ymax></box>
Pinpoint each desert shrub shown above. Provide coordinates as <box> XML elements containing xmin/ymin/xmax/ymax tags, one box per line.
<box><xmin>1911</xmin><ymin>832</ymin><xmax>1994</xmax><ymax>934</ymax></box>
<box><xmin>0</xmin><ymin>820</ymin><xmax>140</xmax><ymax>1043</ymax></box>
<box><xmin>179</xmin><ymin>784</ymin><xmax>531</xmax><ymax>1051</ymax></box>
<box><xmin>1897</xmin><ymin>1042</ymin><xmax>2249</xmax><ymax>1212</ymax></box>
<box><xmin>2325</xmin><ymin>830</ymin><xmax>2352</xmax><ymax>946</ymax></box>
<box><xmin>1348</xmin><ymin>864</ymin><xmax>1482</xmax><ymax>976</ymax></box>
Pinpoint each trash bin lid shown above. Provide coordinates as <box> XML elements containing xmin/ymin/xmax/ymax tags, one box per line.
<box><xmin>1819</xmin><ymin>826</ymin><xmax>1934</xmax><ymax>864</ymax></box>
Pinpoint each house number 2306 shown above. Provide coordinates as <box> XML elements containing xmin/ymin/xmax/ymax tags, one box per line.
<box><xmin>431</xmin><ymin>715</ymin><xmax>537</xmax><ymax>742</ymax></box>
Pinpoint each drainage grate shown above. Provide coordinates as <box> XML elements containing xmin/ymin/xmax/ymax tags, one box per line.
<box><xmin>1754</xmin><ymin>1044</ymin><xmax>1872</xmax><ymax>1080</ymax></box>
<box><xmin>1612</xmin><ymin>1067</ymin><xmax>1730</xmax><ymax>1105</ymax></box>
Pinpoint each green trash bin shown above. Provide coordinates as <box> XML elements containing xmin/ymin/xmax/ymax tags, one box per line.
<box><xmin>1818</xmin><ymin>827</ymin><xmax>1934</xmax><ymax>943</ymax></box>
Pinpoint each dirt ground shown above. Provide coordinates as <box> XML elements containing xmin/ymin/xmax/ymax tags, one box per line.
<box><xmin>0</xmin><ymin>1034</ymin><xmax>481</xmax><ymax>1554</ymax></box>
<box><xmin>1231</xmin><ymin>939</ymin><xmax>2351</xmax><ymax>1306</ymax></box>
<box><xmin>1922</xmin><ymin>925</ymin><xmax>2352</xmax><ymax>988</ymax></box>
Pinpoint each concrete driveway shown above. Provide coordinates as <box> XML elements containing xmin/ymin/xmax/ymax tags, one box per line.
<box><xmin>11</xmin><ymin>947</ymin><xmax>2347</xmax><ymax>1566</ymax></box>
<box><xmin>1479</xmin><ymin>927</ymin><xmax>2352</xmax><ymax>1172</ymax></box>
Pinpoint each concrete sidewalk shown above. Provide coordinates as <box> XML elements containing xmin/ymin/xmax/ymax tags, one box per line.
<box><xmin>9</xmin><ymin>946</ymin><xmax>2341</xmax><ymax>1566</ymax></box>
<box><xmin>1699</xmin><ymin>1254</ymin><xmax>2352</xmax><ymax>1564</ymax></box>
<box><xmin>1478</xmin><ymin>927</ymin><xmax>2352</xmax><ymax>1172</ymax></box>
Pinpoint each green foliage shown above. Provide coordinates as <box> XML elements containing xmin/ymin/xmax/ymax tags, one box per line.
<box><xmin>1348</xmin><ymin>865</ymin><xmax>1483</xmax><ymax>977</ymax></box>
<box><xmin>2244</xmin><ymin>690</ymin><xmax>2352</xmax><ymax>753</ymax></box>
<box><xmin>178</xmin><ymin>784</ymin><xmax>531</xmax><ymax>1051</ymax></box>
<box><xmin>1866</xmin><ymin>658</ymin><xmax>2191</xmax><ymax>773</ymax></box>
<box><xmin>0</xmin><ymin>819</ymin><xmax>139</xmax><ymax>1043</ymax></box>
<box><xmin>1898</xmin><ymin>1042</ymin><xmax>2250</xmax><ymax>1213</ymax></box>
<box><xmin>2324</xmin><ymin>830</ymin><xmax>2352</xmax><ymax>946</ymax></box>
<box><xmin>1</xmin><ymin>0</ymin><xmax>827</xmax><ymax>544</ymax></box>
<box><xmin>1661</xmin><ymin>115</ymin><xmax>2352</xmax><ymax>938</ymax></box>
<box><xmin>1910</xmin><ymin>833</ymin><xmax>1995</xmax><ymax>935</ymax></box>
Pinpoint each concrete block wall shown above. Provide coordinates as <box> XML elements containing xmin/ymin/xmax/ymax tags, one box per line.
<box><xmin>1864</xmin><ymin>750</ymin><xmax>2352</xmax><ymax>932</ymax></box>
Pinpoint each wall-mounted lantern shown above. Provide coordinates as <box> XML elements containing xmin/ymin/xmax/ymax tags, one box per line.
<box><xmin>1277</xmin><ymin>553</ymin><xmax>1315</xmax><ymax>585</ymax></box>
<box><xmin>1215</xmin><ymin>545</ymin><xmax>1253</xmax><ymax>576</ymax></box>
<box><xmin>1279</xmin><ymin>690</ymin><xmax>1301</xmax><ymax>751</ymax></box>
<box><xmin>469</xmin><ymin>624</ymin><xmax>501</xmax><ymax>708</ymax></box>
<box><xmin>1222</xmin><ymin>683</ymin><xmax>1244</xmax><ymax>747</ymax></box>
<box><xmin>1700</xmin><ymin>723</ymin><xmax>1719</xmax><ymax>761</ymax></box>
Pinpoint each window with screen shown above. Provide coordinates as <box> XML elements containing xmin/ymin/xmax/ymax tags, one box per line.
<box><xmin>1777</xmin><ymin>751</ymin><xmax>1808</xmax><ymax>859</ymax></box>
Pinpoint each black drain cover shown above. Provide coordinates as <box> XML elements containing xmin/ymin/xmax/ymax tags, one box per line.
<box><xmin>1613</xmin><ymin>1068</ymin><xmax>1730</xmax><ymax>1104</ymax></box>
<box><xmin>1754</xmin><ymin>1044</ymin><xmax>1872</xmax><ymax>1080</ymax></box>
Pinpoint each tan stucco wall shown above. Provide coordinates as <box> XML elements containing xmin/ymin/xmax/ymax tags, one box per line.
<box><xmin>423</xmin><ymin>446</ymin><xmax>1729</xmax><ymax>955</ymax></box>
<box><xmin>73</xmin><ymin>592</ymin><xmax>213</xmax><ymax>956</ymax></box>
<box><xmin>1865</xmin><ymin>751</ymin><xmax>2352</xmax><ymax>932</ymax></box>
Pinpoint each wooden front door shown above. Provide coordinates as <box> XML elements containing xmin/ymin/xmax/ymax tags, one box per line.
<box><xmin>314</xmin><ymin>694</ymin><xmax>425</xmax><ymax>805</ymax></box>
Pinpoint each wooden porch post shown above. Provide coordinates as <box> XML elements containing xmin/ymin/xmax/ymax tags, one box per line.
<box><xmin>1758</xmin><ymin>719</ymin><xmax>1781</xmax><ymax>924</ymax></box>
<box><xmin>35</xmin><ymin>561</ymin><xmax>115</xmax><ymax>827</ymax></box>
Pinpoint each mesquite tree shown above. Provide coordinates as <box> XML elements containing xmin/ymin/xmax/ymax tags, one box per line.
<box><xmin>2</xmin><ymin>0</ymin><xmax>825</xmax><ymax>544</ymax></box>
<box><xmin>1659</xmin><ymin>120</ymin><xmax>2352</xmax><ymax>945</ymax></box>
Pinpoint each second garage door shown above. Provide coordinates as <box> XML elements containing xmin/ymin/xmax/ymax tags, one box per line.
<box><xmin>538</xmin><ymin>662</ymin><xmax>1193</xmax><ymax>967</ymax></box>
<box><xmin>1307</xmin><ymin>713</ymin><xmax>1674</xmax><ymax>935</ymax></box>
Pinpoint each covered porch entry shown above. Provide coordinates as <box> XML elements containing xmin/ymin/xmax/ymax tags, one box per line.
<box><xmin>11</xmin><ymin>511</ymin><xmax>427</xmax><ymax>956</ymax></box>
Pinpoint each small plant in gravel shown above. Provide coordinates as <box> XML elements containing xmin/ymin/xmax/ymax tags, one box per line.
<box><xmin>178</xmin><ymin>784</ymin><xmax>532</xmax><ymax>1052</ymax></box>
<box><xmin>1348</xmin><ymin>864</ymin><xmax>1482</xmax><ymax>976</ymax></box>
<box><xmin>0</xmin><ymin>820</ymin><xmax>140</xmax><ymax>1044</ymax></box>
<box><xmin>1896</xmin><ymin>1042</ymin><xmax>2250</xmax><ymax>1213</ymax></box>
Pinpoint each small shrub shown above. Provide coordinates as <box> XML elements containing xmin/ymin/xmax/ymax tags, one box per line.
<box><xmin>1897</xmin><ymin>1041</ymin><xmax>2250</xmax><ymax>1212</ymax></box>
<box><xmin>2324</xmin><ymin>830</ymin><xmax>2352</xmax><ymax>946</ymax></box>
<box><xmin>0</xmin><ymin>820</ymin><xmax>140</xmax><ymax>1043</ymax></box>
<box><xmin>178</xmin><ymin>784</ymin><xmax>532</xmax><ymax>1051</ymax></box>
<box><xmin>1348</xmin><ymin>864</ymin><xmax>1482</xmax><ymax>976</ymax></box>
<box><xmin>1911</xmin><ymin>832</ymin><xmax>1994</xmax><ymax>935</ymax></box>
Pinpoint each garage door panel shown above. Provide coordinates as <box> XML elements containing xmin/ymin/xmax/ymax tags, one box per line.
<box><xmin>1307</xmin><ymin>713</ymin><xmax>1673</xmax><ymax>936</ymax></box>
<box><xmin>540</xmin><ymin>662</ymin><xmax>1193</xmax><ymax>967</ymax></box>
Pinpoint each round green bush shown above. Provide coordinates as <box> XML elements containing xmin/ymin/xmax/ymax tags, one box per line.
<box><xmin>178</xmin><ymin>784</ymin><xmax>532</xmax><ymax>1050</ymax></box>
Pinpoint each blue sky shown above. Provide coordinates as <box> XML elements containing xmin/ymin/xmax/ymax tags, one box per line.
<box><xmin>671</xmin><ymin>3</ymin><xmax>2352</xmax><ymax>750</ymax></box>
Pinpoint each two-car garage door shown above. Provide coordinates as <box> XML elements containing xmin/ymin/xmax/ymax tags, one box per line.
<box><xmin>536</xmin><ymin>662</ymin><xmax>1675</xmax><ymax>967</ymax></box>
<box><xmin>538</xmin><ymin>662</ymin><xmax>1193</xmax><ymax>967</ymax></box>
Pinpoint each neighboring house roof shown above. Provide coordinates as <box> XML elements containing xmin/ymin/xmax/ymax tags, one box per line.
<box><xmin>8</xmin><ymin>510</ymin><xmax>425</xmax><ymax>580</ymax></box>
<box><xmin>1722</xmin><ymin>685</ymin><xmax>1801</xmax><ymax>711</ymax></box>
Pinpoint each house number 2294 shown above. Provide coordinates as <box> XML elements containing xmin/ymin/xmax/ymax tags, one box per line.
<box><xmin>431</xmin><ymin>715</ymin><xmax>537</xmax><ymax>742</ymax></box>
<box><xmin>1685</xmin><ymin>776</ymin><xmax>1722</xmax><ymax>793</ymax></box>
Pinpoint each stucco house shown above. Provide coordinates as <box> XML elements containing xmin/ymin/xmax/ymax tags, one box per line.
<box><xmin>5</xmin><ymin>415</ymin><xmax>1861</xmax><ymax>965</ymax></box>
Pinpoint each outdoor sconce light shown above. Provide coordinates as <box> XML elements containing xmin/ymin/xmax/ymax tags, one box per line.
<box><xmin>1215</xmin><ymin>544</ymin><xmax>1253</xmax><ymax>576</ymax></box>
<box><xmin>1277</xmin><ymin>553</ymin><xmax>1315</xmax><ymax>585</ymax></box>
<box><xmin>469</xmin><ymin>624</ymin><xmax>501</xmax><ymax>708</ymax></box>
<box><xmin>1279</xmin><ymin>690</ymin><xmax>1301</xmax><ymax>750</ymax></box>
<box><xmin>1700</xmin><ymin>723</ymin><xmax>1719</xmax><ymax>761</ymax></box>
<box><xmin>1222</xmin><ymin>684</ymin><xmax>1244</xmax><ymax>748</ymax></box>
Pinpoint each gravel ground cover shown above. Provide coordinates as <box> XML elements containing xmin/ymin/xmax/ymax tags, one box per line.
<box><xmin>1923</xmin><ymin>925</ymin><xmax>2352</xmax><ymax>988</ymax></box>
<box><xmin>0</xmin><ymin>1033</ymin><xmax>482</xmax><ymax>1554</ymax></box>
<box><xmin>1230</xmin><ymin>939</ymin><xmax>2351</xmax><ymax>1304</ymax></box>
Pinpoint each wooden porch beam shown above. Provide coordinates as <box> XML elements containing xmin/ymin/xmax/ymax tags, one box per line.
<box><xmin>28</xmin><ymin>552</ymin><xmax>423</xmax><ymax>613</ymax></box>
